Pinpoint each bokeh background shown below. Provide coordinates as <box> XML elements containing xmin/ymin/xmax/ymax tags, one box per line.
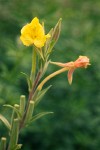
<box><xmin>0</xmin><ymin>0</ymin><xmax>100</xmax><ymax>149</ymax></box>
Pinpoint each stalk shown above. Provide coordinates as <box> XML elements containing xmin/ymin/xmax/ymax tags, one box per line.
<box><xmin>37</xmin><ymin>67</ymin><xmax>68</xmax><ymax>91</ymax></box>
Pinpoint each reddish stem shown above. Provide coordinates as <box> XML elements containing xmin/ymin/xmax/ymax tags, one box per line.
<box><xmin>19</xmin><ymin>71</ymin><xmax>41</xmax><ymax>130</ymax></box>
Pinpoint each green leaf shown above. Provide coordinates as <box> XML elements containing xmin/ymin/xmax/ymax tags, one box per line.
<box><xmin>41</xmin><ymin>60</ymin><xmax>50</xmax><ymax>77</ymax></box>
<box><xmin>21</xmin><ymin>72</ymin><xmax>32</xmax><ymax>91</ymax></box>
<box><xmin>24</xmin><ymin>101</ymin><xmax>35</xmax><ymax>124</ymax></box>
<box><xmin>35</xmin><ymin>85</ymin><xmax>52</xmax><ymax>105</ymax></box>
<box><xmin>30</xmin><ymin>112</ymin><xmax>53</xmax><ymax>123</ymax></box>
<box><xmin>12</xmin><ymin>144</ymin><xmax>22</xmax><ymax>150</ymax></box>
<box><xmin>3</xmin><ymin>105</ymin><xmax>22</xmax><ymax>119</ymax></box>
<box><xmin>0</xmin><ymin>114</ymin><xmax>11</xmax><ymax>130</ymax></box>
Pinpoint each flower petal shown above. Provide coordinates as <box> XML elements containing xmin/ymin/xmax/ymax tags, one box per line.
<box><xmin>20</xmin><ymin>35</ymin><xmax>33</xmax><ymax>46</ymax></box>
<box><xmin>20</xmin><ymin>17</ymin><xmax>50</xmax><ymax>48</ymax></box>
<box><xmin>67</xmin><ymin>68</ymin><xmax>75</xmax><ymax>85</ymax></box>
<box><xmin>74</xmin><ymin>56</ymin><xmax>90</xmax><ymax>68</ymax></box>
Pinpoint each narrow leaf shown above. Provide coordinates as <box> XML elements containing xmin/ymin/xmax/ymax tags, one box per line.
<box><xmin>30</xmin><ymin>112</ymin><xmax>53</xmax><ymax>123</ymax></box>
<box><xmin>41</xmin><ymin>60</ymin><xmax>50</xmax><ymax>77</ymax></box>
<box><xmin>21</xmin><ymin>72</ymin><xmax>32</xmax><ymax>91</ymax></box>
<box><xmin>0</xmin><ymin>114</ymin><xmax>11</xmax><ymax>130</ymax></box>
<box><xmin>12</xmin><ymin>144</ymin><xmax>22</xmax><ymax>150</ymax></box>
<box><xmin>35</xmin><ymin>85</ymin><xmax>52</xmax><ymax>105</ymax></box>
<box><xmin>3</xmin><ymin>105</ymin><xmax>22</xmax><ymax>119</ymax></box>
<box><xmin>24</xmin><ymin>101</ymin><xmax>35</xmax><ymax>124</ymax></box>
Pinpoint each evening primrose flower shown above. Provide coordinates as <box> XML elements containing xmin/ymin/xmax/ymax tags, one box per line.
<box><xmin>37</xmin><ymin>56</ymin><xmax>90</xmax><ymax>90</ymax></box>
<box><xmin>20</xmin><ymin>17</ymin><xmax>50</xmax><ymax>48</ymax></box>
<box><xmin>50</xmin><ymin>56</ymin><xmax>90</xmax><ymax>84</ymax></box>
<box><xmin>51</xmin><ymin>56</ymin><xmax>90</xmax><ymax>84</ymax></box>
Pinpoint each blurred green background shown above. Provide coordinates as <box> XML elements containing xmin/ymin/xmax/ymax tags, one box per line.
<box><xmin>0</xmin><ymin>0</ymin><xmax>100</xmax><ymax>149</ymax></box>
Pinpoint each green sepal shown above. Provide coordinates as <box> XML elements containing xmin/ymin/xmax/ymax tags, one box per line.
<box><xmin>35</xmin><ymin>85</ymin><xmax>52</xmax><ymax>105</ymax></box>
<box><xmin>30</xmin><ymin>112</ymin><xmax>53</xmax><ymax>123</ymax></box>
<box><xmin>0</xmin><ymin>114</ymin><xmax>11</xmax><ymax>130</ymax></box>
<box><xmin>21</xmin><ymin>72</ymin><xmax>32</xmax><ymax>91</ymax></box>
<box><xmin>3</xmin><ymin>105</ymin><xmax>22</xmax><ymax>119</ymax></box>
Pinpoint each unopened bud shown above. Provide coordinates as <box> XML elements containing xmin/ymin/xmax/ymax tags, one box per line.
<box><xmin>51</xmin><ymin>18</ymin><xmax>62</xmax><ymax>45</ymax></box>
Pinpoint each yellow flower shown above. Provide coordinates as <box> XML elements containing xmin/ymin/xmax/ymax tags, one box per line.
<box><xmin>20</xmin><ymin>17</ymin><xmax>50</xmax><ymax>48</ymax></box>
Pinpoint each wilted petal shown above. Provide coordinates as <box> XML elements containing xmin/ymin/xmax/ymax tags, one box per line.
<box><xmin>74</xmin><ymin>56</ymin><xmax>90</xmax><ymax>68</ymax></box>
<box><xmin>67</xmin><ymin>68</ymin><xmax>75</xmax><ymax>85</ymax></box>
<box><xmin>51</xmin><ymin>55</ymin><xmax>90</xmax><ymax>85</ymax></box>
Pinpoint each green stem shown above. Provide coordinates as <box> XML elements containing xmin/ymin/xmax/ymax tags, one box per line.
<box><xmin>30</xmin><ymin>48</ymin><xmax>36</xmax><ymax>82</ymax></box>
<box><xmin>37</xmin><ymin>67</ymin><xmax>68</xmax><ymax>91</ymax></box>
